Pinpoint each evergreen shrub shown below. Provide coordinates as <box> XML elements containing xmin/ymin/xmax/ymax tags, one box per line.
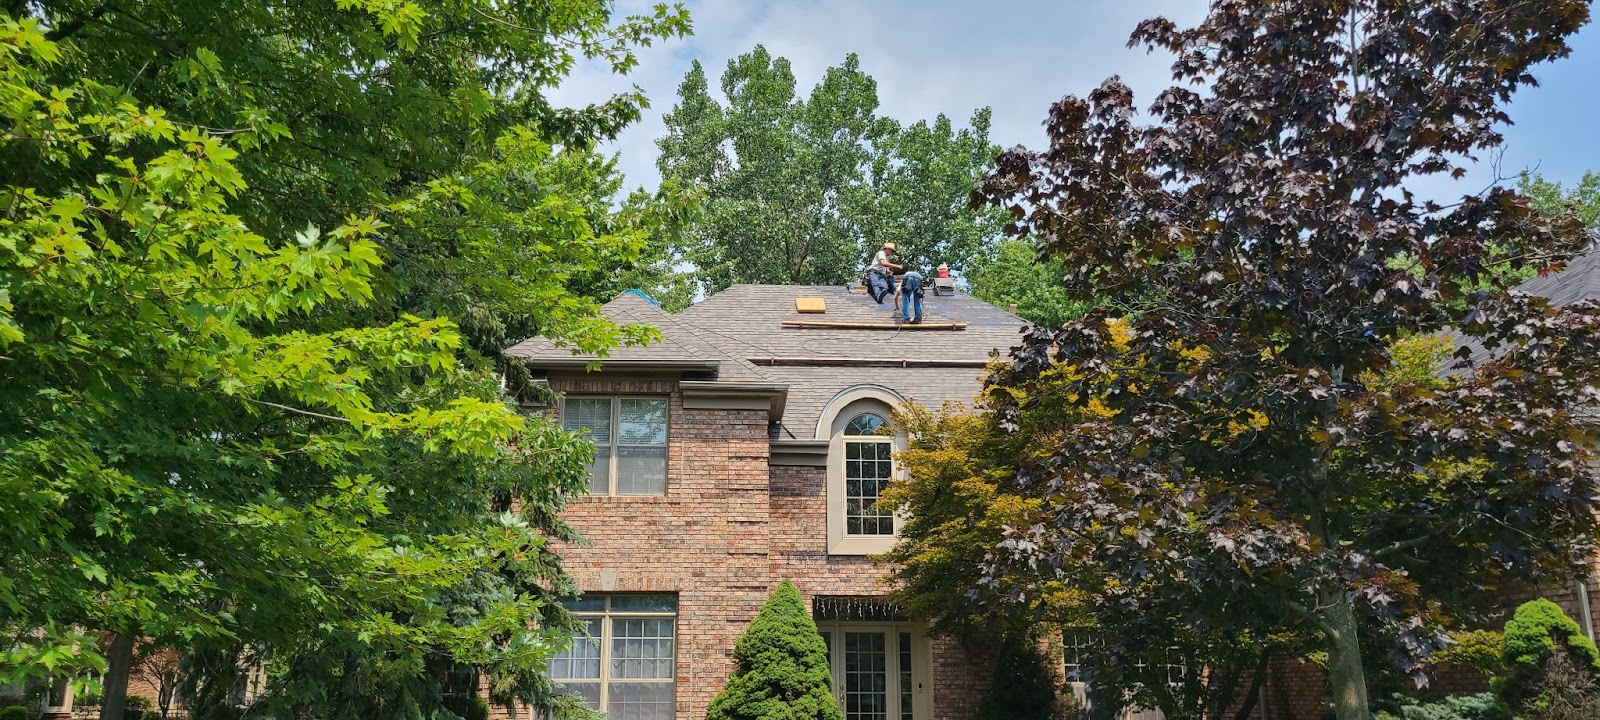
<box><xmin>1373</xmin><ymin>693</ymin><xmax>1507</xmax><ymax>720</ymax></box>
<box><xmin>1494</xmin><ymin>598</ymin><xmax>1600</xmax><ymax>714</ymax></box>
<box><xmin>706</xmin><ymin>580</ymin><xmax>841</xmax><ymax>720</ymax></box>
<box><xmin>973</xmin><ymin>634</ymin><xmax>1059</xmax><ymax>720</ymax></box>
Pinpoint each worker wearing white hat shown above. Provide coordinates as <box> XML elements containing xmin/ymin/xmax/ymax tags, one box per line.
<box><xmin>866</xmin><ymin>242</ymin><xmax>901</xmax><ymax>303</ymax></box>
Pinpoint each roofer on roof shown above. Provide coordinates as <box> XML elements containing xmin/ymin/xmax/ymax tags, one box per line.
<box><xmin>866</xmin><ymin>242</ymin><xmax>901</xmax><ymax>303</ymax></box>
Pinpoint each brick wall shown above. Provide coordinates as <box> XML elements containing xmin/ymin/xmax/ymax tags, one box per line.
<box><xmin>1258</xmin><ymin>657</ymin><xmax>1331</xmax><ymax>720</ymax></box>
<box><xmin>547</xmin><ymin>374</ymin><xmax>776</xmax><ymax>720</ymax></box>
<box><xmin>770</xmin><ymin>464</ymin><xmax>994</xmax><ymax>720</ymax></box>
<box><xmin>542</xmin><ymin>373</ymin><xmax>994</xmax><ymax>720</ymax></box>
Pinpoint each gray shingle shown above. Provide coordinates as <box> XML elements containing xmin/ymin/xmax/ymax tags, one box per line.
<box><xmin>758</xmin><ymin>364</ymin><xmax>993</xmax><ymax>439</ymax></box>
<box><xmin>677</xmin><ymin>284</ymin><xmax>1026</xmax><ymax>362</ymax></box>
<box><xmin>504</xmin><ymin>293</ymin><xmax>776</xmax><ymax>384</ymax></box>
<box><xmin>1509</xmin><ymin>249</ymin><xmax>1600</xmax><ymax>308</ymax></box>
<box><xmin>505</xmin><ymin>284</ymin><xmax>1026</xmax><ymax>436</ymax></box>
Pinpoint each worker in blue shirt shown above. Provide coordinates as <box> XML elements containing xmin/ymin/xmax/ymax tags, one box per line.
<box><xmin>897</xmin><ymin>270</ymin><xmax>924</xmax><ymax>324</ymax></box>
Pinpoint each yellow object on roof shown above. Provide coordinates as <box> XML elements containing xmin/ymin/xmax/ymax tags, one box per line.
<box><xmin>795</xmin><ymin>297</ymin><xmax>827</xmax><ymax>314</ymax></box>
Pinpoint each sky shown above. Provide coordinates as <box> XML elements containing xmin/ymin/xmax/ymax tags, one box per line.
<box><xmin>549</xmin><ymin>0</ymin><xmax>1600</xmax><ymax>202</ymax></box>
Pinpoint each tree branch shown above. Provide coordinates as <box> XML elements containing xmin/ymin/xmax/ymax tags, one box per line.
<box><xmin>243</xmin><ymin>398</ymin><xmax>352</xmax><ymax>424</ymax></box>
<box><xmin>43</xmin><ymin>1</ymin><xmax>112</xmax><ymax>41</ymax></box>
<box><xmin>1371</xmin><ymin>535</ymin><xmax>1430</xmax><ymax>559</ymax></box>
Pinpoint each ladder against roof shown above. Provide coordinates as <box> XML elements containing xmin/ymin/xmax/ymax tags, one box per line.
<box><xmin>781</xmin><ymin>320</ymin><xmax>967</xmax><ymax>331</ymax></box>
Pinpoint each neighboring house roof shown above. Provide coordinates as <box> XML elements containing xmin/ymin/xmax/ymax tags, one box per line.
<box><xmin>1457</xmin><ymin>249</ymin><xmax>1600</xmax><ymax>367</ymax></box>
<box><xmin>1509</xmin><ymin>249</ymin><xmax>1600</xmax><ymax>308</ymax></box>
<box><xmin>505</xmin><ymin>284</ymin><xmax>1027</xmax><ymax>439</ymax></box>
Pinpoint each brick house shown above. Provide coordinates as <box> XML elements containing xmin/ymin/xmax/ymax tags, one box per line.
<box><xmin>504</xmin><ymin>283</ymin><xmax>1026</xmax><ymax>720</ymax></box>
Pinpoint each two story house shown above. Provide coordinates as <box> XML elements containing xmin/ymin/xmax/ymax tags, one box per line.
<box><xmin>506</xmin><ymin>283</ymin><xmax>1027</xmax><ymax>720</ymax></box>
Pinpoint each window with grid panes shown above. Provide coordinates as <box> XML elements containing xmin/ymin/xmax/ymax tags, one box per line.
<box><xmin>562</xmin><ymin>397</ymin><xmax>668</xmax><ymax>495</ymax></box>
<box><xmin>843</xmin><ymin>413</ymin><xmax>894</xmax><ymax>536</ymax></box>
<box><xmin>547</xmin><ymin>595</ymin><xmax>676</xmax><ymax>719</ymax></box>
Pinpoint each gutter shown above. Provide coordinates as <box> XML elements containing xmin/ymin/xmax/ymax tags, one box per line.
<box><xmin>524</xmin><ymin>358</ymin><xmax>721</xmax><ymax>371</ymax></box>
<box><xmin>679</xmin><ymin>380</ymin><xmax>789</xmax><ymax>421</ymax></box>
<box><xmin>752</xmin><ymin>356</ymin><xmax>990</xmax><ymax>369</ymax></box>
<box><xmin>679</xmin><ymin>381</ymin><xmax>788</xmax><ymax>393</ymax></box>
<box><xmin>771</xmin><ymin>439</ymin><xmax>829</xmax><ymax>467</ymax></box>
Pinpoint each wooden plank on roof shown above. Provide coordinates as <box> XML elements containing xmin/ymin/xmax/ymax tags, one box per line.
<box><xmin>781</xmin><ymin>320</ymin><xmax>967</xmax><ymax>331</ymax></box>
<box><xmin>795</xmin><ymin>297</ymin><xmax>827</xmax><ymax>313</ymax></box>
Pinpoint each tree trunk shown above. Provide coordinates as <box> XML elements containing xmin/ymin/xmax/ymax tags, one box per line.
<box><xmin>1226</xmin><ymin>650</ymin><xmax>1270</xmax><ymax>720</ymax></box>
<box><xmin>100</xmin><ymin>633</ymin><xmax>135</xmax><ymax>720</ymax></box>
<box><xmin>1324</xmin><ymin>594</ymin><xmax>1371</xmax><ymax>720</ymax></box>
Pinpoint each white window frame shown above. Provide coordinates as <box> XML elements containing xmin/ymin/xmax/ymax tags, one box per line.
<box><xmin>561</xmin><ymin>395</ymin><xmax>670</xmax><ymax>496</ymax></box>
<box><xmin>549</xmin><ymin>594</ymin><xmax>678</xmax><ymax>717</ymax></box>
<box><xmin>821</xmin><ymin>388</ymin><xmax>905</xmax><ymax>555</ymax></box>
<box><xmin>842</xmin><ymin>421</ymin><xmax>895</xmax><ymax>536</ymax></box>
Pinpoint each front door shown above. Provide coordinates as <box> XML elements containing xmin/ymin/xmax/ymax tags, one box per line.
<box><xmin>816</xmin><ymin>623</ymin><xmax>929</xmax><ymax>720</ymax></box>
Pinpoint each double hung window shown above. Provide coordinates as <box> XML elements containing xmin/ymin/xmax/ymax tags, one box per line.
<box><xmin>562</xmin><ymin>397</ymin><xmax>669</xmax><ymax>495</ymax></box>
<box><xmin>548</xmin><ymin>594</ymin><xmax>677</xmax><ymax>719</ymax></box>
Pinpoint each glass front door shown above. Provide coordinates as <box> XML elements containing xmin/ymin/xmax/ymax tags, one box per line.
<box><xmin>817</xmin><ymin>624</ymin><xmax>927</xmax><ymax>720</ymax></box>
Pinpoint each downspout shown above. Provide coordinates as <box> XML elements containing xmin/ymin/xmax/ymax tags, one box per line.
<box><xmin>1578</xmin><ymin>573</ymin><xmax>1597</xmax><ymax>645</ymax></box>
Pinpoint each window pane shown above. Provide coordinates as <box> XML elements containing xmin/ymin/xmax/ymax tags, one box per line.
<box><xmin>559</xmin><ymin>595</ymin><xmax>606</xmax><ymax>613</ymax></box>
<box><xmin>615</xmin><ymin>446</ymin><xmax>667</xmax><ymax>495</ymax></box>
<box><xmin>612</xmin><ymin>618</ymin><xmax>675</xmax><ymax>678</ymax></box>
<box><xmin>619</xmin><ymin>398</ymin><xmax>668</xmax><ymax>445</ymax></box>
<box><xmin>899</xmin><ymin>632</ymin><xmax>913</xmax><ymax>720</ymax></box>
<box><xmin>548</xmin><ymin>619</ymin><xmax>601</xmax><ymax>680</ymax></box>
<box><xmin>844</xmin><ymin>632</ymin><xmax>889</xmax><ymax>720</ymax></box>
<box><xmin>555</xmin><ymin>681</ymin><xmax>600</xmax><ymax>710</ymax></box>
<box><xmin>563</xmin><ymin>398</ymin><xmax>612</xmax><ymax>444</ymax></box>
<box><xmin>608</xmin><ymin>682</ymin><xmax>674</xmax><ymax>720</ymax></box>
<box><xmin>845</xmin><ymin>413</ymin><xmax>888</xmax><ymax>436</ymax></box>
<box><xmin>589</xmin><ymin>446</ymin><xmax>612</xmax><ymax>494</ymax></box>
<box><xmin>610</xmin><ymin>595</ymin><xmax>677</xmax><ymax>613</ymax></box>
<box><xmin>845</xmin><ymin>441</ymin><xmax>895</xmax><ymax>536</ymax></box>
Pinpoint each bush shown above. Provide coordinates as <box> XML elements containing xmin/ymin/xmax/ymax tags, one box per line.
<box><xmin>1432</xmin><ymin>630</ymin><xmax>1505</xmax><ymax>676</ymax></box>
<box><xmin>1521</xmin><ymin>645</ymin><xmax>1600</xmax><ymax>720</ymax></box>
<box><xmin>0</xmin><ymin>706</ymin><xmax>29</xmax><ymax>720</ymax></box>
<box><xmin>973</xmin><ymin>635</ymin><xmax>1059</xmax><ymax>720</ymax></box>
<box><xmin>196</xmin><ymin>706</ymin><xmax>241</xmax><ymax>720</ymax></box>
<box><xmin>1494</xmin><ymin>599</ymin><xmax>1600</xmax><ymax>715</ymax></box>
<box><xmin>1373</xmin><ymin>693</ymin><xmax>1507</xmax><ymax>720</ymax></box>
<box><xmin>706</xmin><ymin>580</ymin><xmax>841</xmax><ymax>720</ymax></box>
<box><xmin>464</xmin><ymin>696</ymin><xmax>490</xmax><ymax>720</ymax></box>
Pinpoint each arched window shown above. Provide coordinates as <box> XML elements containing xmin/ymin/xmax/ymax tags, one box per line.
<box><xmin>819</xmin><ymin>388</ymin><xmax>904</xmax><ymax>555</ymax></box>
<box><xmin>844</xmin><ymin>412</ymin><xmax>888</xmax><ymax>436</ymax></box>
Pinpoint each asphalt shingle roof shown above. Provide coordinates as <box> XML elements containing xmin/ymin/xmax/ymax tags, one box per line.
<box><xmin>505</xmin><ymin>284</ymin><xmax>1026</xmax><ymax>439</ymax></box>
<box><xmin>676</xmin><ymin>284</ymin><xmax>1026</xmax><ymax>362</ymax></box>
<box><xmin>504</xmin><ymin>292</ymin><xmax>774</xmax><ymax>384</ymax></box>
<box><xmin>1509</xmin><ymin>249</ymin><xmax>1600</xmax><ymax>308</ymax></box>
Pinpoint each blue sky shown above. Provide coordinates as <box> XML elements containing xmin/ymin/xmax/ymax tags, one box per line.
<box><xmin>552</xmin><ymin>1</ymin><xmax>1600</xmax><ymax>202</ymax></box>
